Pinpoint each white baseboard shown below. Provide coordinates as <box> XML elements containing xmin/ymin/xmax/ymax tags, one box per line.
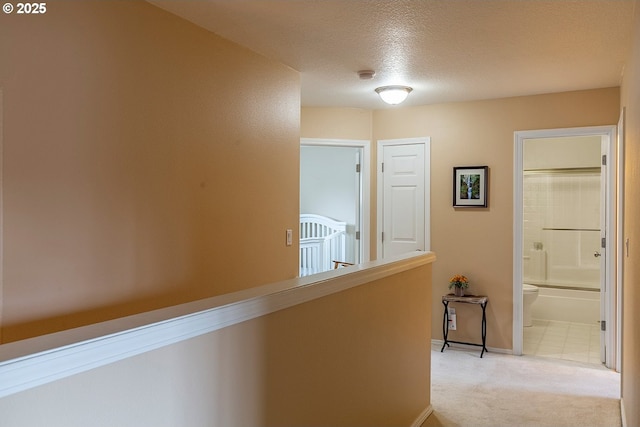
<box><xmin>621</xmin><ymin>397</ymin><xmax>627</xmax><ymax>427</ymax></box>
<box><xmin>431</xmin><ymin>339</ymin><xmax>512</xmax><ymax>355</ymax></box>
<box><xmin>410</xmin><ymin>405</ymin><xmax>433</xmax><ymax>427</ymax></box>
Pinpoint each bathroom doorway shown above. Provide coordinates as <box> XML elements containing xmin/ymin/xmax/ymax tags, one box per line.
<box><xmin>513</xmin><ymin>126</ymin><xmax>617</xmax><ymax>370</ymax></box>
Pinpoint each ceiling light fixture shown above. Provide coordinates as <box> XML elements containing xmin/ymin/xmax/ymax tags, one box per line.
<box><xmin>375</xmin><ymin>85</ymin><xmax>413</xmax><ymax>105</ymax></box>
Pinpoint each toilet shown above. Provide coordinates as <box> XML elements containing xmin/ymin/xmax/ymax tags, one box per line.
<box><xmin>523</xmin><ymin>284</ymin><xmax>539</xmax><ymax>327</ymax></box>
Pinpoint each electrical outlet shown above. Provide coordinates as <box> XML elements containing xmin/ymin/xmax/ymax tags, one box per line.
<box><xmin>448</xmin><ymin>308</ymin><xmax>457</xmax><ymax>330</ymax></box>
<box><xmin>448</xmin><ymin>314</ymin><xmax>457</xmax><ymax>330</ymax></box>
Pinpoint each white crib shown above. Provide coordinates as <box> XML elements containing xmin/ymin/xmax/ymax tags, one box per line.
<box><xmin>299</xmin><ymin>214</ymin><xmax>347</xmax><ymax>277</ymax></box>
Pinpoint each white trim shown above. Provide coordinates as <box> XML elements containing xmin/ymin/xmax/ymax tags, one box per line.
<box><xmin>376</xmin><ymin>137</ymin><xmax>431</xmax><ymax>259</ymax></box>
<box><xmin>513</xmin><ymin>126</ymin><xmax>617</xmax><ymax>368</ymax></box>
<box><xmin>513</xmin><ymin>135</ymin><xmax>524</xmax><ymax>355</ymax></box>
<box><xmin>0</xmin><ymin>251</ymin><xmax>435</xmax><ymax>399</ymax></box>
<box><xmin>0</xmin><ymin>89</ymin><xmax>3</xmax><ymax>344</ymax></box>
<box><xmin>300</xmin><ymin>138</ymin><xmax>371</xmax><ymax>262</ymax></box>
<box><xmin>616</xmin><ymin>108</ymin><xmax>625</xmax><ymax>373</ymax></box>
<box><xmin>621</xmin><ymin>397</ymin><xmax>627</xmax><ymax>427</ymax></box>
<box><xmin>602</xmin><ymin>130</ymin><xmax>616</xmax><ymax>368</ymax></box>
<box><xmin>410</xmin><ymin>405</ymin><xmax>433</xmax><ymax>427</ymax></box>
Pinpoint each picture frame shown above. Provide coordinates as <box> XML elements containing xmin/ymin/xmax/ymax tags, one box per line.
<box><xmin>453</xmin><ymin>166</ymin><xmax>488</xmax><ymax>208</ymax></box>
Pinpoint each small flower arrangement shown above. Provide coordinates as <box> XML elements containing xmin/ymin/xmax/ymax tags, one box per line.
<box><xmin>448</xmin><ymin>275</ymin><xmax>469</xmax><ymax>290</ymax></box>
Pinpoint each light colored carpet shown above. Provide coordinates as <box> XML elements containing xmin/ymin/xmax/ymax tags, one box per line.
<box><xmin>422</xmin><ymin>344</ymin><xmax>621</xmax><ymax>427</ymax></box>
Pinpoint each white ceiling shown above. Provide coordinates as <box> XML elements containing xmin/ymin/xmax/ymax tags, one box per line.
<box><xmin>148</xmin><ymin>0</ymin><xmax>636</xmax><ymax>109</ymax></box>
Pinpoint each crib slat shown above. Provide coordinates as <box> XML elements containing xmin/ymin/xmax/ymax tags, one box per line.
<box><xmin>299</xmin><ymin>215</ymin><xmax>348</xmax><ymax>276</ymax></box>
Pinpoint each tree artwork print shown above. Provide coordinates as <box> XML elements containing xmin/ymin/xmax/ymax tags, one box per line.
<box><xmin>459</xmin><ymin>174</ymin><xmax>481</xmax><ymax>199</ymax></box>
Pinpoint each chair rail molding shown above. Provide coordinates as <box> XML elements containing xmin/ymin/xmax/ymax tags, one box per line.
<box><xmin>0</xmin><ymin>251</ymin><xmax>435</xmax><ymax>398</ymax></box>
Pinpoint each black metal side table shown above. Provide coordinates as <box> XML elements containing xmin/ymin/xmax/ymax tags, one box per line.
<box><xmin>441</xmin><ymin>294</ymin><xmax>488</xmax><ymax>358</ymax></box>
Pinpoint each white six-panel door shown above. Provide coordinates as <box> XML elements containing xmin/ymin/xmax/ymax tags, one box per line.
<box><xmin>377</xmin><ymin>138</ymin><xmax>430</xmax><ymax>259</ymax></box>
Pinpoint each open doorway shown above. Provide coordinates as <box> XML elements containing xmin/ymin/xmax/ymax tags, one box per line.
<box><xmin>513</xmin><ymin>126</ymin><xmax>617</xmax><ymax>370</ymax></box>
<box><xmin>299</xmin><ymin>139</ymin><xmax>370</xmax><ymax>276</ymax></box>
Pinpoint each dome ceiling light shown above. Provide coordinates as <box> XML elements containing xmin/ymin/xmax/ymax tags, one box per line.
<box><xmin>375</xmin><ymin>85</ymin><xmax>413</xmax><ymax>105</ymax></box>
<box><xmin>356</xmin><ymin>70</ymin><xmax>413</xmax><ymax>105</ymax></box>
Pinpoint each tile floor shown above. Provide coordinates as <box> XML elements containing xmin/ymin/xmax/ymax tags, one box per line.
<box><xmin>523</xmin><ymin>319</ymin><xmax>602</xmax><ymax>365</ymax></box>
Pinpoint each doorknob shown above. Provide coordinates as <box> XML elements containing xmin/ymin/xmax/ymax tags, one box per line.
<box><xmin>594</xmin><ymin>251</ymin><xmax>601</xmax><ymax>258</ymax></box>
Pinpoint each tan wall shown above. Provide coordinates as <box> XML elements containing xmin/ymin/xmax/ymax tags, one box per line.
<box><xmin>0</xmin><ymin>263</ymin><xmax>433</xmax><ymax>427</ymax></box>
<box><xmin>0</xmin><ymin>1</ymin><xmax>300</xmax><ymax>342</ymax></box>
<box><xmin>620</xmin><ymin>4</ymin><xmax>640</xmax><ymax>425</ymax></box>
<box><xmin>301</xmin><ymin>107</ymin><xmax>373</xmax><ymax>141</ymax></box>
<box><xmin>303</xmin><ymin>88</ymin><xmax>620</xmax><ymax>351</ymax></box>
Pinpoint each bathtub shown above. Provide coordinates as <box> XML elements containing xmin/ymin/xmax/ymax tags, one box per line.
<box><xmin>530</xmin><ymin>286</ymin><xmax>600</xmax><ymax>325</ymax></box>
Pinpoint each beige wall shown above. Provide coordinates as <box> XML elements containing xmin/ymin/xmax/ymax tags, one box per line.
<box><xmin>303</xmin><ymin>87</ymin><xmax>620</xmax><ymax>351</ymax></box>
<box><xmin>0</xmin><ymin>1</ymin><xmax>300</xmax><ymax>342</ymax></box>
<box><xmin>620</xmin><ymin>3</ymin><xmax>640</xmax><ymax>425</ymax></box>
<box><xmin>301</xmin><ymin>107</ymin><xmax>373</xmax><ymax>141</ymax></box>
<box><xmin>0</xmin><ymin>263</ymin><xmax>433</xmax><ymax>427</ymax></box>
<box><xmin>523</xmin><ymin>136</ymin><xmax>602</xmax><ymax>169</ymax></box>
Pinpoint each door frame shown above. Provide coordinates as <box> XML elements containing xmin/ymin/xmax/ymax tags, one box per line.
<box><xmin>300</xmin><ymin>138</ymin><xmax>371</xmax><ymax>263</ymax></box>
<box><xmin>616</xmin><ymin>109</ymin><xmax>625</xmax><ymax>371</ymax></box>
<box><xmin>513</xmin><ymin>125</ymin><xmax>617</xmax><ymax>370</ymax></box>
<box><xmin>376</xmin><ymin>137</ymin><xmax>431</xmax><ymax>260</ymax></box>
<box><xmin>0</xmin><ymin>89</ymin><xmax>3</xmax><ymax>344</ymax></box>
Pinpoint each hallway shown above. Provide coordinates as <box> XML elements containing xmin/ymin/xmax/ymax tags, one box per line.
<box><xmin>424</xmin><ymin>344</ymin><xmax>620</xmax><ymax>426</ymax></box>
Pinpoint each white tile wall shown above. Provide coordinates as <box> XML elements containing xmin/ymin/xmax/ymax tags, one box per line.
<box><xmin>523</xmin><ymin>172</ymin><xmax>600</xmax><ymax>288</ymax></box>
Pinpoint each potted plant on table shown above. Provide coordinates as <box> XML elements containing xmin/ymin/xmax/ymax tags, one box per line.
<box><xmin>449</xmin><ymin>274</ymin><xmax>469</xmax><ymax>297</ymax></box>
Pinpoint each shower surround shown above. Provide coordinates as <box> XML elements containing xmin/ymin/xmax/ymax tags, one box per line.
<box><xmin>523</xmin><ymin>169</ymin><xmax>601</xmax><ymax>324</ymax></box>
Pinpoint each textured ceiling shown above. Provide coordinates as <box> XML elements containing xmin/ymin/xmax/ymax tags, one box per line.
<box><xmin>148</xmin><ymin>0</ymin><xmax>636</xmax><ymax>109</ymax></box>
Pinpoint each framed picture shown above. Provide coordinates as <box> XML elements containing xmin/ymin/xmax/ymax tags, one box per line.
<box><xmin>453</xmin><ymin>166</ymin><xmax>488</xmax><ymax>208</ymax></box>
